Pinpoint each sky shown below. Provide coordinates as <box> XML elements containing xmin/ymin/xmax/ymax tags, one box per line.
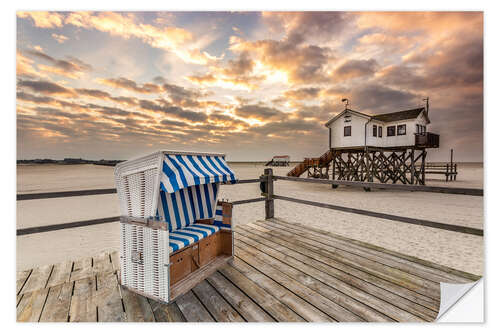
<box><xmin>16</xmin><ymin>11</ymin><xmax>483</xmax><ymax>162</ymax></box>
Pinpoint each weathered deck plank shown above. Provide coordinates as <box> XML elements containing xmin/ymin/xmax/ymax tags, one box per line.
<box><xmin>70</xmin><ymin>256</ymin><xmax>93</xmax><ymax>282</ymax></box>
<box><xmin>192</xmin><ymin>280</ymin><xmax>245</xmax><ymax>322</ymax></box>
<box><xmin>267</xmin><ymin>219</ymin><xmax>472</xmax><ymax>284</ymax></box>
<box><xmin>46</xmin><ymin>261</ymin><xmax>73</xmax><ymax>288</ymax></box>
<box><xmin>218</xmin><ymin>265</ymin><xmax>304</xmax><ymax>322</ymax></box>
<box><xmin>121</xmin><ymin>287</ymin><xmax>155</xmax><ymax>322</ymax></box>
<box><xmin>235</xmin><ymin>246</ymin><xmax>363</xmax><ymax>322</ymax></box>
<box><xmin>272</xmin><ymin>217</ymin><xmax>480</xmax><ymax>281</ymax></box>
<box><xmin>17</xmin><ymin>288</ymin><xmax>49</xmax><ymax>322</ymax></box>
<box><xmin>238</xmin><ymin>223</ymin><xmax>439</xmax><ymax>311</ymax></box>
<box><xmin>149</xmin><ymin>299</ymin><xmax>186</xmax><ymax>322</ymax></box>
<box><xmin>235</xmin><ymin>232</ymin><xmax>423</xmax><ymax>322</ymax></box>
<box><xmin>95</xmin><ymin>271</ymin><xmax>126</xmax><ymax>322</ymax></box>
<box><xmin>39</xmin><ymin>282</ymin><xmax>73</xmax><ymax>322</ymax></box>
<box><xmin>229</xmin><ymin>257</ymin><xmax>334</xmax><ymax>322</ymax></box>
<box><xmin>236</xmin><ymin>226</ymin><xmax>437</xmax><ymax>321</ymax></box>
<box><xmin>69</xmin><ymin>276</ymin><xmax>97</xmax><ymax>322</ymax></box>
<box><xmin>20</xmin><ymin>265</ymin><xmax>52</xmax><ymax>294</ymax></box>
<box><xmin>16</xmin><ymin>219</ymin><xmax>480</xmax><ymax>323</ymax></box>
<box><xmin>247</xmin><ymin>222</ymin><xmax>441</xmax><ymax>299</ymax></box>
<box><xmin>17</xmin><ymin>269</ymin><xmax>32</xmax><ymax>295</ymax></box>
<box><xmin>206</xmin><ymin>271</ymin><xmax>275</xmax><ymax>322</ymax></box>
<box><xmin>176</xmin><ymin>290</ymin><xmax>214</xmax><ymax>322</ymax></box>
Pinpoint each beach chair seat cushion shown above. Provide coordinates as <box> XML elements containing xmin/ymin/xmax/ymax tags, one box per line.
<box><xmin>169</xmin><ymin>223</ymin><xmax>220</xmax><ymax>254</ymax></box>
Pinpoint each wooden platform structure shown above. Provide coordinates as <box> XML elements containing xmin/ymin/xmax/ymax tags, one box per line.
<box><xmin>17</xmin><ymin>218</ymin><xmax>480</xmax><ymax>323</ymax></box>
<box><xmin>289</xmin><ymin>147</ymin><xmax>430</xmax><ymax>185</ymax></box>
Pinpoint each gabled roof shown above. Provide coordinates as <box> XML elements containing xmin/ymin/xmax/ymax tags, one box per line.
<box><xmin>324</xmin><ymin>107</ymin><xmax>429</xmax><ymax>127</ymax></box>
<box><xmin>324</xmin><ymin>108</ymin><xmax>371</xmax><ymax>127</ymax></box>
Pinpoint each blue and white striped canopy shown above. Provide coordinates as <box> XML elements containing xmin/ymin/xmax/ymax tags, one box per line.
<box><xmin>159</xmin><ymin>153</ymin><xmax>237</xmax><ymax>193</ymax></box>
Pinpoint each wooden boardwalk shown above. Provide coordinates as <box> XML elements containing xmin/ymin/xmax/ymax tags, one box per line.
<box><xmin>17</xmin><ymin>218</ymin><xmax>480</xmax><ymax>322</ymax></box>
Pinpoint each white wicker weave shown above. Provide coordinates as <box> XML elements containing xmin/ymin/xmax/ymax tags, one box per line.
<box><xmin>114</xmin><ymin>150</ymin><xmax>227</xmax><ymax>303</ymax></box>
<box><xmin>115</xmin><ymin>152</ymin><xmax>169</xmax><ymax>302</ymax></box>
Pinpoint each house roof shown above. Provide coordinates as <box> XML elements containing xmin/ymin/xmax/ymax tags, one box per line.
<box><xmin>324</xmin><ymin>108</ymin><xmax>371</xmax><ymax>127</ymax></box>
<box><xmin>371</xmin><ymin>107</ymin><xmax>427</xmax><ymax>122</ymax></box>
<box><xmin>324</xmin><ymin>107</ymin><xmax>429</xmax><ymax>127</ymax></box>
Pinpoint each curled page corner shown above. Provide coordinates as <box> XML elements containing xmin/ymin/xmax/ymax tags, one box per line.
<box><xmin>436</xmin><ymin>278</ymin><xmax>483</xmax><ymax>322</ymax></box>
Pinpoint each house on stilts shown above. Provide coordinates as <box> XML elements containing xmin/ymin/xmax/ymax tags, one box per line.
<box><xmin>287</xmin><ymin>101</ymin><xmax>440</xmax><ymax>185</ymax></box>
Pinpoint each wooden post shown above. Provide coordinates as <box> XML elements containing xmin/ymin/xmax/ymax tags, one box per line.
<box><xmin>421</xmin><ymin>150</ymin><xmax>427</xmax><ymax>185</ymax></box>
<box><xmin>410</xmin><ymin>148</ymin><xmax>415</xmax><ymax>184</ymax></box>
<box><xmin>264</xmin><ymin>168</ymin><xmax>274</xmax><ymax>219</ymax></box>
<box><xmin>446</xmin><ymin>164</ymin><xmax>449</xmax><ymax>182</ymax></box>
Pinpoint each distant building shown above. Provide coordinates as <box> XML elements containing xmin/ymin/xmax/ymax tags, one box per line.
<box><xmin>265</xmin><ymin>155</ymin><xmax>290</xmax><ymax>166</ymax></box>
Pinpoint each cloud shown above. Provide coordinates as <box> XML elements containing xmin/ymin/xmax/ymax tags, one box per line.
<box><xmin>229</xmin><ymin>36</ymin><xmax>334</xmax><ymax>85</ymax></box>
<box><xmin>24</xmin><ymin>49</ymin><xmax>92</xmax><ymax>79</ymax></box>
<box><xmin>17</xmin><ymin>79</ymin><xmax>76</xmax><ymax>97</ymax></box>
<box><xmin>162</xmin><ymin>83</ymin><xmax>204</xmax><ymax>105</ymax></box>
<box><xmin>283</xmin><ymin>87</ymin><xmax>321</xmax><ymax>100</ymax></box>
<box><xmin>17</xmin><ymin>11</ymin><xmax>64</xmax><ymax>28</ymax></box>
<box><xmin>262</xmin><ymin>12</ymin><xmax>351</xmax><ymax>44</ymax></box>
<box><xmin>378</xmin><ymin>34</ymin><xmax>482</xmax><ymax>91</ymax></box>
<box><xmin>63</xmin><ymin>12</ymin><xmax>218</xmax><ymax>65</ymax></box>
<box><xmin>234</xmin><ymin>104</ymin><xmax>287</xmax><ymax>121</ymax></box>
<box><xmin>75</xmin><ymin>88</ymin><xmax>111</xmax><ymax>99</ymax></box>
<box><xmin>138</xmin><ymin>99</ymin><xmax>208</xmax><ymax>122</ymax></box>
<box><xmin>356</xmin><ymin>12</ymin><xmax>482</xmax><ymax>35</ymax></box>
<box><xmin>97</xmin><ymin>77</ymin><xmax>162</xmax><ymax>94</ymax></box>
<box><xmin>333</xmin><ymin>59</ymin><xmax>378</xmax><ymax>81</ymax></box>
<box><xmin>16</xmin><ymin>52</ymin><xmax>43</xmax><ymax>78</ymax></box>
<box><xmin>348</xmin><ymin>84</ymin><xmax>419</xmax><ymax>113</ymax></box>
<box><xmin>51</xmin><ymin>33</ymin><xmax>68</xmax><ymax>43</ymax></box>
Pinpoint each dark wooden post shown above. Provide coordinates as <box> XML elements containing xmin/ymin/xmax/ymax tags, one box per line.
<box><xmin>421</xmin><ymin>150</ymin><xmax>427</xmax><ymax>185</ymax></box>
<box><xmin>410</xmin><ymin>148</ymin><xmax>415</xmax><ymax>184</ymax></box>
<box><xmin>264</xmin><ymin>168</ymin><xmax>274</xmax><ymax>219</ymax></box>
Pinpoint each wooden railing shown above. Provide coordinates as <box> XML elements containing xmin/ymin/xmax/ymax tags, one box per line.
<box><xmin>415</xmin><ymin>132</ymin><xmax>440</xmax><ymax>148</ymax></box>
<box><xmin>287</xmin><ymin>148</ymin><xmax>334</xmax><ymax>177</ymax></box>
<box><xmin>16</xmin><ymin>170</ymin><xmax>483</xmax><ymax>237</ymax></box>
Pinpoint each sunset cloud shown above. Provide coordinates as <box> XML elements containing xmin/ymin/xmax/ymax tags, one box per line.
<box><xmin>333</xmin><ymin>59</ymin><xmax>379</xmax><ymax>81</ymax></box>
<box><xmin>51</xmin><ymin>33</ymin><xmax>68</xmax><ymax>43</ymax></box>
<box><xmin>17</xmin><ymin>11</ymin><xmax>64</xmax><ymax>28</ymax></box>
<box><xmin>97</xmin><ymin>77</ymin><xmax>162</xmax><ymax>94</ymax></box>
<box><xmin>229</xmin><ymin>35</ymin><xmax>335</xmax><ymax>85</ymax></box>
<box><xmin>16</xmin><ymin>11</ymin><xmax>483</xmax><ymax>161</ymax></box>
<box><xmin>23</xmin><ymin>49</ymin><xmax>92</xmax><ymax>79</ymax></box>
<box><xmin>18</xmin><ymin>79</ymin><xmax>76</xmax><ymax>97</ymax></box>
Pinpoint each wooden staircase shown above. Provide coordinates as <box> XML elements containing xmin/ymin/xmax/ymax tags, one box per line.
<box><xmin>287</xmin><ymin>149</ymin><xmax>335</xmax><ymax>177</ymax></box>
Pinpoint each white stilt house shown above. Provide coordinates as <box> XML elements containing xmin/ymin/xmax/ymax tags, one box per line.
<box><xmin>325</xmin><ymin>107</ymin><xmax>438</xmax><ymax>149</ymax></box>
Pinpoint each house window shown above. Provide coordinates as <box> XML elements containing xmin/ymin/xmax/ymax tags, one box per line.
<box><xmin>416</xmin><ymin>124</ymin><xmax>421</xmax><ymax>134</ymax></box>
<box><xmin>372</xmin><ymin>125</ymin><xmax>377</xmax><ymax>137</ymax></box>
<box><xmin>397</xmin><ymin>124</ymin><xmax>406</xmax><ymax>136</ymax></box>
<box><xmin>344</xmin><ymin>126</ymin><xmax>351</xmax><ymax>136</ymax></box>
<box><xmin>378</xmin><ymin>126</ymin><xmax>382</xmax><ymax>138</ymax></box>
<box><xmin>387</xmin><ymin>126</ymin><xmax>395</xmax><ymax>137</ymax></box>
<box><xmin>422</xmin><ymin>125</ymin><xmax>426</xmax><ymax>134</ymax></box>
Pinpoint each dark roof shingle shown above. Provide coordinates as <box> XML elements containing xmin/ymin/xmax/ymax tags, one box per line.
<box><xmin>371</xmin><ymin>107</ymin><xmax>425</xmax><ymax>122</ymax></box>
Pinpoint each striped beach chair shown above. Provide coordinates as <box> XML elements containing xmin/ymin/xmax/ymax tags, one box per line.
<box><xmin>115</xmin><ymin>150</ymin><xmax>237</xmax><ymax>303</ymax></box>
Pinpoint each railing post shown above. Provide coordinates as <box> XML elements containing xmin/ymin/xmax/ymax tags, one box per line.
<box><xmin>264</xmin><ymin>168</ymin><xmax>274</xmax><ymax>219</ymax></box>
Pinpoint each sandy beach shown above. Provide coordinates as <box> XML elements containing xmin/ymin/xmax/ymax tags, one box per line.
<box><xmin>16</xmin><ymin>162</ymin><xmax>483</xmax><ymax>275</ymax></box>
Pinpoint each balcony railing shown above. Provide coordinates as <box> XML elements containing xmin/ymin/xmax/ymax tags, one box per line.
<box><xmin>415</xmin><ymin>132</ymin><xmax>439</xmax><ymax>148</ymax></box>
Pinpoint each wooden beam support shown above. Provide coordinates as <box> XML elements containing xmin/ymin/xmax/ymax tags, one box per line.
<box><xmin>264</xmin><ymin>168</ymin><xmax>274</xmax><ymax>219</ymax></box>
